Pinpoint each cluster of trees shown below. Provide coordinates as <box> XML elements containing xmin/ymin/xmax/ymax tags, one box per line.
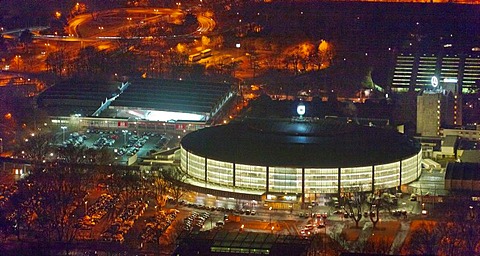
<box><xmin>280</xmin><ymin>40</ymin><xmax>335</xmax><ymax>74</ymax></box>
<box><xmin>0</xmin><ymin>133</ymin><xmax>187</xmax><ymax>254</ymax></box>
<box><xmin>148</xmin><ymin>166</ymin><xmax>186</xmax><ymax>209</ymax></box>
<box><xmin>402</xmin><ymin>199</ymin><xmax>480</xmax><ymax>255</ymax></box>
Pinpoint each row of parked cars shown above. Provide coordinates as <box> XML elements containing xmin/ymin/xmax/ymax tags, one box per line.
<box><xmin>77</xmin><ymin>194</ymin><xmax>117</xmax><ymax>229</ymax></box>
<box><xmin>179</xmin><ymin>200</ymin><xmax>256</xmax><ymax>215</ymax></box>
<box><xmin>183</xmin><ymin>211</ymin><xmax>210</xmax><ymax>232</ymax></box>
<box><xmin>101</xmin><ymin>201</ymin><xmax>148</xmax><ymax>243</ymax></box>
<box><xmin>63</xmin><ymin>132</ymin><xmax>88</xmax><ymax>146</ymax></box>
<box><xmin>93</xmin><ymin>134</ymin><xmax>116</xmax><ymax>148</ymax></box>
<box><xmin>122</xmin><ymin>134</ymin><xmax>151</xmax><ymax>156</ymax></box>
<box><xmin>141</xmin><ymin>209</ymin><xmax>179</xmax><ymax>243</ymax></box>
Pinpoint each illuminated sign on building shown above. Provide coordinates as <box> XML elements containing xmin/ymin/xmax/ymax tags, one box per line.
<box><xmin>297</xmin><ymin>102</ymin><xmax>306</xmax><ymax>117</ymax></box>
<box><xmin>443</xmin><ymin>77</ymin><xmax>458</xmax><ymax>83</ymax></box>
<box><xmin>431</xmin><ymin>76</ymin><xmax>439</xmax><ymax>88</ymax></box>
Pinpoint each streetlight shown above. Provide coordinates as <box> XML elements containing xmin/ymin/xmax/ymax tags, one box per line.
<box><xmin>15</xmin><ymin>55</ymin><xmax>21</xmax><ymax>70</ymax></box>
<box><xmin>60</xmin><ymin>126</ymin><xmax>67</xmax><ymax>142</ymax></box>
<box><xmin>122</xmin><ymin>130</ymin><xmax>128</xmax><ymax>145</ymax></box>
<box><xmin>269</xmin><ymin>206</ymin><xmax>273</xmax><ymax>227</ymax></box>
<box><xmin>84</xmin><ymin>201</ymin><xmax>88</xmax><ymax>215</ymax></box>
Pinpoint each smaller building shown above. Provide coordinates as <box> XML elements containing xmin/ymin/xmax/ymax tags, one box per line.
<box><xmin>445</xmin><ymin>162</ymin><xmax>480</xmax><ymax>191</ymax></box>
<box><xmin>173</xmin><ymin>231</ymin><xmax>313</xmax><ymax>256</ymax></box>
<box><xmin>440</xmin><ymin>135</ymin><xmax>457</xmax><ymax>157</ymax></box>
<box><xmin>442</xmin><ymin>125</ymin><xmax>480</xmax><ymax>141</ymax></box>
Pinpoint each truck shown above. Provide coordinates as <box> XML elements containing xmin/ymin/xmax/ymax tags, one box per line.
<box><xmin>225</xmin><ymin>214</ymin><xmax>240</xmax><ymax>223</ymax></box>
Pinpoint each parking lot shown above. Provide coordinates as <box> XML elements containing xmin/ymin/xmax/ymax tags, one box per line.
<box><xmin>59</xmin><ymin>128</ymin><xmax>179</xmax><ymax>164</ymax></box>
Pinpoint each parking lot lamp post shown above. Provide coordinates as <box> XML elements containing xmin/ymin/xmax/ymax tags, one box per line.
<box><xmin>60</xmin><ymin>126</ymin><xmax>67</xmax><ymax>142</ymax></box>
<box><xmin>269</xmin><ymin>206</ymin><xmax>272</xmax><ymax>227</ymax></box>
<box><xmin>84</xmin><ymin>201</ymin><xmax>88</xmax><ymax>215</ymax></box>
<box><xmin>122</xmin><ymin>129</ymin><xmax>128</xmax><ymax>145</ymax></box>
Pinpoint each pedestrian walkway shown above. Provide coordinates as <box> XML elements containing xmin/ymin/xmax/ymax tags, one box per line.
<box><xmin>389</xmin><ymin>220</ymin><xmax>411</xmax><ymax>254</ymax></box>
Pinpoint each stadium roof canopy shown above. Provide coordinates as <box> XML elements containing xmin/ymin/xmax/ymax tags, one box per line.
<box><xmin>109</xmin><ymin>78</ymin><xmax>233</xmax><ymax>116</ymax></box>
<box><xmin>181</xmin><ymin>118</ymin><xmax>421</xmax><ymax>168</ymax></box>
<box><xmin>37</xmin><ymin>81</ymin><xmax>120</xmax><ymax>116</ymax></box>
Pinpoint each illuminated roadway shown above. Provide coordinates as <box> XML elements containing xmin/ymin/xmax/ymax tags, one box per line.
<box><xmin>3</xmin><ymin>8</ymin><xmax>215</xmax><ymax>43</ymax></box>
<box><xmin>64</xmin><ymin>8</ymin><xmax>215</xmax><ymax>41</ymax></box>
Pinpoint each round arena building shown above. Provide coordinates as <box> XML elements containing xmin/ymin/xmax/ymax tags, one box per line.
<box><xmin>179</xmin><ymin>117</ymin><xmax>422</xmax><ymax>207</ymax></box>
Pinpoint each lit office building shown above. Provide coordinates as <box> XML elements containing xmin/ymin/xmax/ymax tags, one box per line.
<box><xmin>391</xmin><ymin>53</ymin><xmax>480</xmax><ymax>94</ymax></box>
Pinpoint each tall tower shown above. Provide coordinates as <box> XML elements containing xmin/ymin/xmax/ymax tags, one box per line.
<box><xmin>417</xmin><ymin>92</ymin><xmax>443</xmax><ymax>137</ymax></box>
<box><xmin>417</xmin><ymin>91</ymin><xmax>459</xmax><ymax>137</ymax></box>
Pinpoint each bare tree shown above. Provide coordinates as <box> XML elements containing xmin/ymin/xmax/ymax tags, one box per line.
<box><xmin>20</xmin><ymin>133</ymin><xmax>54</xmax><ymax>161</ymax></box>
<box><xmin>369</xmin><ymin>197</ymin><xmax>381</xmax><ymax>229</ymax></box>
<box><xmin>343</xmin><ymin>186</ymin><xmax>365</xmax><ymax>229</ymax></box>
<box><xmin>161</xmin><ymin>166</ymin><xmax>187</xmax><ymax>205</ymax></box>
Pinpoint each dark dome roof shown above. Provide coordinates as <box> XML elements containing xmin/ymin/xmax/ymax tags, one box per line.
<box><xmin>181</xmin><ymin>118</ymin><xmax>421</xmax><ymax>168</ymax></box>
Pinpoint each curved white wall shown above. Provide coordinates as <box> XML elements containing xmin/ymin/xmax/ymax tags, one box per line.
<box><xmin>180</xmin><ymin>146</ymin><xmax>422</xmax><ymax>194</ymax></box>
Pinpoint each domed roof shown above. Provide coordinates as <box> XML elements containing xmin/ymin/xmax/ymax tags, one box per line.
<box><xmin>181</xmin><ymin>118</ymin><xmax>421</xmax><ymax>168</ymax></box>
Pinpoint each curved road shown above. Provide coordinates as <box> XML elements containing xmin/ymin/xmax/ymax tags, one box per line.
<box><xmin>65</xmin><ymin>8</ymin><xmax>215</xmax><ymax>41</ymax></box>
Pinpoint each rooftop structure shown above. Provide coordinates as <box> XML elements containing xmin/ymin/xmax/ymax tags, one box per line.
<box><xmin>445</xmin><ymin>162</ymin><xmax>480</xmax><ymax>191</ymax></box>
<box><xmin>174</xmin><ymin>231</ymin><xmax>313</xmax><ymax>256</ymax></box>
<box><xmin>108</xmin><ymin>78</ymin><xmax>234</xmax><ymax>122</ymax></box>
<box><xmin>37</xmin><ymin>81</ymin><xmax>120</xmax><ymax>116</ymax></box>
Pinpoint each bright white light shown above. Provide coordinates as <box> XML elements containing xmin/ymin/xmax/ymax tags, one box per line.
<box><xmin>128</xmin><ymin>110</ymin><xmax>144</xmax><ymax>118</ymax></box>
<box><xmin>297</xmin><ymin>103</ymin><xmax>306</xmax><ymax>116</ymax></box>
<box><xmin>443</xmin><ymin>78</ymin><xmax>458</xmax><ymax>83</ymax></box>
<box><xmin>146</xmin><ymin>111</ymin><xmax>205</xmax><ymax>122</ymax></box>
<box><xmin>431</xmin><ymin>76</ymin><xmax>439</xmax><ymax>88</ymax></box>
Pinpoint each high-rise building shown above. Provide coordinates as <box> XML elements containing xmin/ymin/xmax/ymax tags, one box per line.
<box><xmin>391</xmin><ymin>53</ymin><xmax>480</xmax><ymax>94</ymax></box>
<box><xmin>417</xmin><ymin>91</ymin><xmax>461</xmax><ymax>136</ymax></box>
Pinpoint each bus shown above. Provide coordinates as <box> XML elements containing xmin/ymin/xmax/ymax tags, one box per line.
<box><xmin>200</xmin><ymin>49</ymin><xmax>212</xmax><ymax>58</ymax></box>
<box><xmin>188</xmin><ymin>53</ymin><xmax>202</xmax><ymax>62</ymax></box>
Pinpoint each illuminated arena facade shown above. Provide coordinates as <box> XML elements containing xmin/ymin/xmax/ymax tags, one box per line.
<box><xmin>180</xmin><ymin>118</ymin><xmax>422</xmax><ymax>205</ymax></box>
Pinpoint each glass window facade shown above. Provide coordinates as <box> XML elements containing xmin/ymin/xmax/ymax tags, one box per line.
<box><xmin>180</xmin><ymin>148</ymin><xmax>421</xmax><ymax>195</ymax></box>
<box><xmin>340</xmin><ymin>166</ymin><xmax>372</xmax><ymax>192</ymax></box>
<box><xmin>269</xmin><ymin>167</ymin><xmax>302</xmax><ymax>193</ymax></box>
<box><xmin>304</xmin><ymin>168</ymin><xmax>338</xmax><ymax>194</ymax></box>
<box><xmin>187</xmin><ymin>151</ymin><xmax>206</xmax><ymax>181</ymax></box>
<box><xmin>235</xmin><ymin>164</ymin><xmax>267</xmax><ymax>190</ymax></box>
<box><xmin>402</xmin><ymin>151</ymin><xmax>421</xmax><ymax>184</ymax></box>
<box><xmin>180</xmin><ymin>146</ymin><xmax>188</xmax><ymax>173</ymax></box>
<box><xmin>207</xmin><ymin>159</ymin><xmax>233</xmax><ymax>186</ymax></box>
<box><xmin>374</xmin><ymin>162</ymin><xmax>401</xmax><ymax>189</ymax></box>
